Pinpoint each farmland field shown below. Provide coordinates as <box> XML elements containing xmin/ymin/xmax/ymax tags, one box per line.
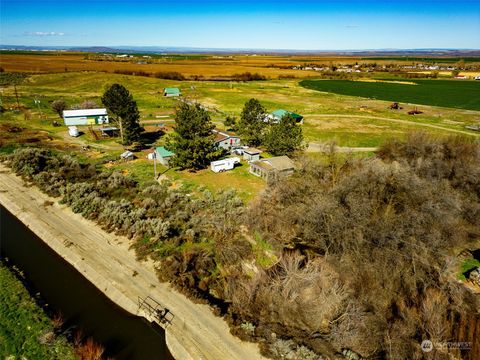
<box><xmin>300</xmin><ymin>79</ymin><xmax>480</xmax><ymax>110</ymax></box>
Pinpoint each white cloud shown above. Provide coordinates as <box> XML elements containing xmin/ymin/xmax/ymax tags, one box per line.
<box><xmin>24</xmin><ymin>31</ymin><xmax>65</xmax><ymax>37</ymax></box>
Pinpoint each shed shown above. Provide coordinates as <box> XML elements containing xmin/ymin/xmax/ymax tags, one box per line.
<box><xmin>120</xmin><ymin>151</ymin><xmax>134</xmax><ymax>161</ymax></box>
<box><xmin>243</xmin><ymin>148</ymin><xmax>261</xmax><ymax>162</ymax></box>
<box><xmin>212</xmin><ymin>129</ymin><xmax>241</xmax><ymax>151</ymax></box>
<box><xmin>266</xmin><ymin>109</ymin><xmax>303</xmax><ymax>124</ymax></box>
<box><xmin>250</xmin><ymin>156</ymin><xmax>295</xmax><ymax>182</ymax></box>
<box><xmin>63</xmin><ymin>108</ymin><xmax>109</xmax><ymax>126</ymax></box>
<box><xmin>155</xmin><ymin>146</ymin><xmax>175</xmax><ymax>166</ymax></box>
<box><xmin>164</xmin><ymin>88</ymin><xmax>181</xmax><ymax>97</ymax></box>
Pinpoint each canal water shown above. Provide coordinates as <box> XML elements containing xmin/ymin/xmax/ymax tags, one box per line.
<box><xmin>0</xmin><ymin>205</ymin><xmax>173</xmax><ymax>360</ymax></box>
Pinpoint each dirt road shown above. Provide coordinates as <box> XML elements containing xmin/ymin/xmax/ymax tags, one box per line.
<box><xmin>0</xmin><ymin>164</ymin><xmax>265</xmax><ymax>360</ymax></box>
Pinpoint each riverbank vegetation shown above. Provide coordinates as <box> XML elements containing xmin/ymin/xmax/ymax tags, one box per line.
<box><xmin>0</xmin><ymin>263</ymin><xmax>77</xmax><ymax>359</ymax></box>
<box><xmin>2</xmin><ymin>132</ymin><xmax>479</xmax><ymax>359</ymax></box>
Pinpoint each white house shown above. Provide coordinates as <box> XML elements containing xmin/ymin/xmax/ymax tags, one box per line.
<box><xmin>213</xmin><ymin>129</ymin><xmax>241</xmax><ymax>151</ymax></box>
<box><xmin>63</xmin><ymin>109</ymin><xmax>109</xmax><ymax>126</ymax></box>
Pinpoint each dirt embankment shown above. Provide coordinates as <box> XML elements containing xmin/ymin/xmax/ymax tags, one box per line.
<box><xmin>0</xmin><ymin>164</ymin><xmax>265</xmax><ymax>360</ymax></box>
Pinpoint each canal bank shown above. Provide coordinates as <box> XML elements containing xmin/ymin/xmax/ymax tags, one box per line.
<box><xmin>1</xmin><ymin>205</ymin><xmax>172</xmax><ymax>360</ymax></box>
<box><xmin>0</xmin><ymin>164</ymin><xmax>265</xmax><ymax>360</ymax></box>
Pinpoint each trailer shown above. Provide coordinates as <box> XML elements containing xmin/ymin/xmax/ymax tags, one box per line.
<box><xmin>68</xmin><ymin>126</ymin><xmax>79</xmax><ymax>137</ymax></box>
<box><xmin>210</xmin><ymin>157</ymin><xmax>240</xmax><ymax>173</ymax></box>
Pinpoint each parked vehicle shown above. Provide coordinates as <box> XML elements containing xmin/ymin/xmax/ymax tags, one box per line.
<box><xmin>68</xmin><ymin>126</ymin><xmax>79</xmax><ymax>137</ymax></box>
<box><xmin>210</xmin><ymin>157</ymin><xmax>240</xmax><ymax>173</ymax></box>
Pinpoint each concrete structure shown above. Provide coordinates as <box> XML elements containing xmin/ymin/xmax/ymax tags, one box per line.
<box><xmin>210</xmin><ymin>157</ymin><xmax>240</xmax><ymax>173</ymax></box>
<box><xmin>250</xmin><ymin>156</ymin><xmax>295</xmax><ymax>182</ymax></box>
<box><xmin>63</xmin><ymin>109</ymin><xmax>109</xmax><ymax>126</ymax></box>
<box><xmin>265</xmin><ymin>109</ymin><xmax>303</xmax><ymax>124</ymax></box>
<box><xmin>155</xmin><ymin>146</ymin><xmax>175</xmax><ymax>166</ymax></box>
<box><xmin>243</xmin><ymin>148</ymin><xmax>261</xmax><ymax>162</ymax></box>
<box><xmin>164</xmin><ymin>88</ymin><xmax>181</xmax><ymax>97</ymax></box>
<box><xmin>213</xmin><ymin>129</ymin><xmax>241</xmax><ymax>151</ymax></box>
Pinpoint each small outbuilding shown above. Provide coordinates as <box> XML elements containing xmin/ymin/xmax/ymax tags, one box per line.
<box><xmin>164</xmin><ymin>88</ymin><xmax>181</xmax><ymax>97</ymax></box>
<box><xmin>63</xmin><ymin>108</ymin><xmax>109</xmax><ymax>126</ymax></box>
<box><xmin>243</xmin><ymin>148</ymin><xmax>261</xmax><ymax>162</ymax></box>
<box><xmin>120</xmin><ymin>151</ymin><xmax>134</xmax><ymax>161</ymax></box>
<box><xmin>155</xmin><ymin>146</ymin><xmax>175</xmax><ymax>166</ymax></box>
<box><xmin>265</xmin><ymin>109</ymin><xmax>303</xmax><ymax>124</ymax></box>
<box><xmin>213</xmin><ymin>129</ymin><xmax>241</xmax><ymax>151</ymax></box>
<box><xmin>250</xmin><ymin>156</ymin><xmax>295</xmax><ymax>182</ymax></box>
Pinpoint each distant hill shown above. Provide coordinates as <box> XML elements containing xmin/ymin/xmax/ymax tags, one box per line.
<box><xmin>1</xmin><ymin>44</ymin><xmax>479</xmax><ymax>57</ymax></box>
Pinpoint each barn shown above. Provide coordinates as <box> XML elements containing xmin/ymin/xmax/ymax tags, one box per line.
<box><xmin>62</xmin><ymin>109</ymin><xmax>109</xmax><ymax>126</ymax></box>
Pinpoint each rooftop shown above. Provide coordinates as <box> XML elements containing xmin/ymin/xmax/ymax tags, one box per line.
<box><xmin>156</xmin><ymin>146</ymin><xmax>175</xmax><ymax>158</ymax></box>
<box><xmin>213</xmin><ymin>128</ymin><xmax>239</xmax><ymax>142</ymax></box>
<box><xmin>63</xmin><ymin>108</ymin><xmax>108</xmax><ymax>117</ymax></box>
<box><xmin>252</xmin><ymin>156</ymin><xmax>295</xmax><ymax>171</ymax></box>
<box><xmin>164</xmin><ymin>87</ymin><xmax>181</xmax><ymax>95</ymax></box>
<box><xmin>271</xmin><ymin>109</ymin><xmax>303</xmax><ymax>120</ymax></box>
<box><xmin>244</xmin><ymin>148</ymin><xmax>262</xmax><ymax>155</ymax></box>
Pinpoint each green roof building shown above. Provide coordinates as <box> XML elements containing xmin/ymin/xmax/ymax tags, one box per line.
<box><xmin>155</xmin><ymin>146</ymin><xmax>175</xmax><ymax>165</ymax></box>
<box><xmin>163</xmin><ymin>87</ymin><xmax>181</xmax><ymax>97</ymax></box>
<box><xmin>268</xmin><ymin>109</ymin><xmax>304</xmax><ymax>123</ymax></box>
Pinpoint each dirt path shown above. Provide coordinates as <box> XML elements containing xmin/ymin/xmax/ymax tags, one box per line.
<box><xmin>0</xmin><ymin>165</ymin><xmax>265</xmax><ymax>360</ymax></box>
<box><xmin>307</xmin><ymin>114</ymin><xmax>480</xmax><ymax>137</ymax></box>
<box><xmin>306</xmin><ymin>143</ymin><xmax>377</xmax><ymax>153</ymax></box>
<box><xmin>58</xmin><ymin>131</ymin><xmax>123</xmax><ymax>151</ymax></box>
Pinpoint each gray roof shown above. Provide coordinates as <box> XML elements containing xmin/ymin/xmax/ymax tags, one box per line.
<box><xmin>252</xmin><ymin>156</ymin><xmax>295</xmax><ymax>171</ymax></box>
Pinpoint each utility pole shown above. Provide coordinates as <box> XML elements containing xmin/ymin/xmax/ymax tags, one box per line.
<box><xmin>34</xmin><ymin>98</ymin><xmax>43</xmax><ymax>118</ymax></box>
<box><xmin>153</xmin><ymin>150</ymin><xmax>157</xmax><ymax>180</ymax></box>
<box><xmin>14</xmin><ymin>84</ymin><xmax>20</xmax><ymax>109</ymax></box>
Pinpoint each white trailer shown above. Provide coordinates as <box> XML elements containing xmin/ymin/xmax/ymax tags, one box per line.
<box><xmin>210</xmin><ymin>157</ymin><xmax>240</xmax><ymax>173</ymax></box>
<box><xmin>68</xmin><ymin>126</ymin><xmax>79</xmax><ymax>137</ymax></box>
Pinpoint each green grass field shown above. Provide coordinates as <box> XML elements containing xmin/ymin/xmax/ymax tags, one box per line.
<box><xmin>2</xmin><ymin>71</ymin><xmax>480</xmax><ymax>201</ymax></box>
<box><xmin>300</xmin><ymin>79</ymin><xmax>480</xmax><ymax>110</ymax></box>
<box><xmin>0</xmin><ymin>264</ymin><xmax>77</xmax><ymax>359</ymax></box>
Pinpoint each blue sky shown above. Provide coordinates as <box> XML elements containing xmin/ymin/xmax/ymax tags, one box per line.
<box><xmin>1</xmin><ymin>0</ymin><xmax>479</xmax><ymax>50</ymax></box>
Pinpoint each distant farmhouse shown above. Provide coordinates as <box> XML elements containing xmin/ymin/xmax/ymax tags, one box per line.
<box><xmin>163</xmin><ymin>87</ymin><xmax>181</xmax><ymax>97</ymax></box>
<box><xmin>265</xmin><ymin>109</ymin><xmax>303</xmax><ymax>124</ymax></box>
<box><xmin>212</xmin><ymin>129</ymin><xmax>240</xmax><ymax>151</ymax></box>
<box><xmin>155</xmin><ymin>146</ymin><xmax>175</xmax><ymax>166</ymax></box>
<box><xmin>62</xmin><ymin>109</ymin><xmax>109</xmax><ymax>126</ymax></box>
<box><xmin>250</xmin><ymin>155</ymin><xmax>295</xmax><ymax>182</ymax></box>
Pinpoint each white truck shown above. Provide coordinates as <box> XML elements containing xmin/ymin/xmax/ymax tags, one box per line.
<box><xmin>68</xmin><ymin>126</ymin><xmax>79</xmax><ymax>137</ymax></box>
<box><xmin>210</xmin><ymin>157</ymin><xmax>240</xmax><ymax>173</ymax></box>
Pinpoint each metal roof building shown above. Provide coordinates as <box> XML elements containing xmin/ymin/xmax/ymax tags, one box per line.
<box><xmin>62</xmin><ymin>108</ymin><xmax>109</xmax><ymax>126</ymax></box>
<box><xmin>163</xmin><ymin>88</ymin><xmax>181</xmax><ymax>97</ymax></box>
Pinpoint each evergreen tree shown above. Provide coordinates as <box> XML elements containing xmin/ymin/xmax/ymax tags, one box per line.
<box><xmin>224</xmin><ymin>115</ymin><xmax>237</xmax><ymax>131</ymax></box>
<box><xmin>101</xmin><ymin>84</ymin><xmax>143</xmax><ymax>145</ymax></box>
<box><xmin>237</xmin><ymin>98</ymin><xmax>267</xmax><ymax>146</ymax></box>
<box><xmin>264</xmin><ymin>114</ymin><xmax>305</xmax><ymax>156</ymax></box>
<box><xmin>167</xmin><ymin>102</ymin><xmax>222</xmax><ymax>170</ymax></box>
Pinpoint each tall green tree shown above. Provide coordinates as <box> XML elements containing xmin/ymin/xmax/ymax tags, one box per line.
<box><xmin>264</xmin><ymin>114</ymin><xmax>305</xmax><ymax>156</ymax></box>
<box><xmin>237</xmin><ymin>98</ymin><xmax>267</xmax><ymax>146</ymax></box>
<box><xmin>167</xmin><ymin>102</ymin><xmax>222</xmax><ymax>170</ymax></box>
<box><xmin>101</xmin><ymin>84</ymin><xmax>143</xmax><ymax>145</ymax></box>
